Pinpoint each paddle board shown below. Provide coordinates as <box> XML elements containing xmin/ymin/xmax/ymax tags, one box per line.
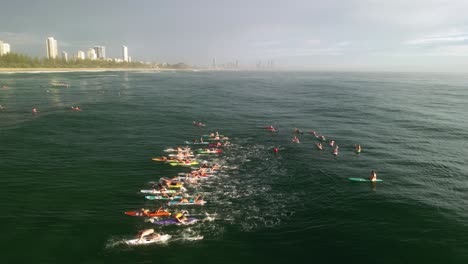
<box><xmin>167</xmin><ymin>200</ymin><xmax>206</xmax><ymax>206</ymax></box>
<box><xmin>150</xmin><ymin>218</ymin><xmax>198</xmax><ymax>225</ymax></box>
<box><xmin>140</xmin><ymin>189</ymin><xmax>177</xmax><ymax>194</ymax></box>
<box><xmin>348</xmin><ymin>178</ymin><xmax>383</xmax><ymax>182</ymax></box>
<box><xmin>125</xmin><ymin>234</ymin><xmax>171</xmax><ymax>245</ymax></box>
<box><xmin>145</xmin><ymin>195</ymin><xmax>183</xmax><ymax>200</ymax></box>
<box><xmin>125</xmin><ymin>211</ymin><xmax>171</xmax><ymax>217</ymax></box>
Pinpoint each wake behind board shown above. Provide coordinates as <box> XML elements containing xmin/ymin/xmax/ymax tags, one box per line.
<box><xmin>125</xmin><ymin>234</ymin><xmax>171</xmax><ymax>245</ymax></box>
<box><xmin>150</xmin><ymin>218</ymin><xmax>198</xmax><ymax>225</ymax></box>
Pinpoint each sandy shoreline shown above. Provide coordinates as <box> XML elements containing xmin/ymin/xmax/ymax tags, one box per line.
<box><xmin>0</xmin><ymin>68</ymin><xmax>198</xmax><ymax>73</ymax></box>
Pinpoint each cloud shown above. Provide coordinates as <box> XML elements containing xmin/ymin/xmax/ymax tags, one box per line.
<box><xmin>406</xmin><ymin>34</ymin><xmax>468</xmax><ymax>45</ymax></box>
<box><xmin>252</xmin><ymin>40</ymin><xmax>281</xmax><ymax>47</ymax></box>
<box><xmin>305</xmin><ymin>39</ymin><xmax>321</xmax><ymax>45</ymax></box>
<box><xmin>0</xmin><ymin>32</ymin><xmax>42</xmax><ymax>45</ymax></box>
<box><xmin>354</xmin><ymin>0</ymin><xmax>468</xmax><ymax>28</ymax></box>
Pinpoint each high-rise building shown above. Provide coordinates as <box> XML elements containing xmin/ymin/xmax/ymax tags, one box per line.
<box><xmin>77</xmin><ymin>51</ymin><xmax>85</xmax><ymax>60</ymax></box>
<box><xmin>87</xmin><ymin>48</ymin><xmax>97</xmax><ymax>60</ymax></box>
<box><xmin>122</xmin><ymin>45</ymin><xmax>128</xmax><ymax>62</ymax></box>
<box><xmin>0</xmin><ymin>42</ymin><xmax>10</xmax><ymax>55</ymax></box>
<box><xmin>62</xmin><ymin>51</ymin><xmax>68</xmax><ymax>62</ymax></box>
<box><xmin>0</xmin><ymin>41</ymin><xmax>11</xmax><ymax>56</ymax></box>
<box><xmin>46</xmin><ymin>37</ymin><xmax>58</xmax><ymax>59</ymax></box>
<box><xmin>93</xmin><ymin>46</ymin><xmax>105</xmax><ymax>59</ymax></box>
<box><xmin>212</xmin><ymin>58</ymin><xmax>217</xmax><ymax>69</ymax></box>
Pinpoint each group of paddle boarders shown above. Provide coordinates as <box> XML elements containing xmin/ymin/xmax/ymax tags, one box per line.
<box><xmin>129</xmin><ymin>129</ymin><xmax>229</xmax><ymax>244</ymax></box>
<box><xmin>266</xmin><ymin>126</ymin><xmax>379</xmax><ymax>183</ymax></box>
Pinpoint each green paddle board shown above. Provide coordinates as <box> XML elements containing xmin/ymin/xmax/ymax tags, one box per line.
<box><xmin>348</xmin><ymin>178</ymin><xmax>383</xmax><ymax>182</ymax></box>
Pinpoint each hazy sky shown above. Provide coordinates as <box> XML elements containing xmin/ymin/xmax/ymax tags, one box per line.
<box><xmin>1</xmin><ymin>0</ymin><xmax>468</xmax><ymax>71</ymax></box>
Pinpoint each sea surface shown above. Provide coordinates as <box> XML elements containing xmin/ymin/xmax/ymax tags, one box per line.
<box><xmin>0</xmin><ymin>70</ymin><xmax>467</xmax><ymax>263</ymax></box>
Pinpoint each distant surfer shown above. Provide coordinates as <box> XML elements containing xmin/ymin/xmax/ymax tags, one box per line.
<box><xmin>32</xmin><ymin>107</ymin><xmax>39</xmax><ymax>114</ymax></box>
<box><xmin>369</xmin><ymin>170</ymin><xmax>377</xmax><ymax>182</ymax></box>
<box><xmin>273</xmin><ymin>147</ymin><xmax>279</xmax><ymax>153</ymax></box>
<box><xmin>193</xmin><ymin>121</ymin><xmax>205</xmax><ymax>127</ymax></box>
<box><xmin>316</xmin><ymin>143</ymin><xmax>323</xmax><ymax>150</ymax></box>
<box><xmin>332</xmin><ymin>146</ymin><xmax>339</xmax><ymax>156</ymax></box>
<box><xmin>293</xmin><ymin>127</ymin><xmax>303</xmax><ymax>134</ymax></box>
<box><xmin>355</xmin><ymin>144</ymin><xmax>362</xmax><ymax>153</ymax></box>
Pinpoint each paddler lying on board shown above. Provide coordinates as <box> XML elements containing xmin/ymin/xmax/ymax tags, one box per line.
<box><xmin>293</xmin><ymin>127</ymin><xmax>303</xmax><ymax>134</ymax></box>
<box><xmin>316</xmin><ymin>143</ymin><xmax>323</xmax><ymax>150</ymax></box>
<box><xmin>161</xmin><ymin>191</ymin><xmax>183</xmax><ymax>198</ymax></box>
<box><xmin>161</xmin><ymin>176</ymin><xmax>182</xmax><ymax>185</ymax></box>
<box><xmin>140</xmin><ymin>207</ymin><xmax>168</xmax><ymax>216</ymax></box>
<box><xmin>174</xmin><ymin>210</ymin><xmax>189</xmax><ymax>223</ymax></box>
<box><xmin>176</xmin><ymin>194</ymin><xmax>203</xmax><ymax>205</ymax></box>
<box><xmin>137</xmin><ymin>229</ymin><xmax>160</xmax><ymax>242</ymax></box>
<box><xmin>151</xmin><ymin>183</ymin><xmax>167</xmax><ymax>191</ymax></box>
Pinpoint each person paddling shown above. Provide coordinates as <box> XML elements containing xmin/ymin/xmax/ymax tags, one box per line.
<box><xmin>369</xmin><ymin>170</ymin><xmax>377</xmax><ymax>182</ymax></box>
<box><xmin>137</xmin><ymin>229</ymin><xmax>157</xmax><ymax>242</ymax></box>
<box><xmin>355</xmin><ymin>144</ymin><xmax>362</xmax><ymax>153</ymax></box>
<box><xmin>174</xmin><ymin>210</ymin><xmax>189</xmax><ymax>223</ymax></box>
<box><xmin>140</xmin><ymin>208</ymin><xmax>153</xmax><ymax>217</ymax></box>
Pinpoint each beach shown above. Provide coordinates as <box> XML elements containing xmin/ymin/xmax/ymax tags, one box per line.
<box><xmin>0</xmin><ymin>67</ymin><xmax>193</xmax><ymax>73</ymax></box>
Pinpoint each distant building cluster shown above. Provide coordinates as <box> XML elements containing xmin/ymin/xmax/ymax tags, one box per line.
<box><xmin>18</xmin><ymin>36</ymin><xmax>131</xmax><ymax>62</ymax></box>
<box><xmin>210</xmin><ymin>58</ymin><xmax>275</xmax><ymax>70</ymax></box>
<box><xmin>210</xmin><ymin>58</ymin><xmax>240</xmax><ymax>70</ymax></box>
<box><xmin>0</xmin><ymin>40</ymin><xmax>11</xmax><ymax>56</ymax></box>
<box><xmin>256</xmin><ymin>60</ymin><xmax>274</xmax><ymax>69</ymax></box>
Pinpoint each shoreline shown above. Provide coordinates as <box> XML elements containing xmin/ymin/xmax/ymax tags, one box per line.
<box><xmin>0</xmin><ymin>67</ymin><xmax>199</xmax><ymax>73</ymax></box>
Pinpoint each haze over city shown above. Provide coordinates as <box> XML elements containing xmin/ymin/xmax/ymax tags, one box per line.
<box><xmin>1</xmin><ymin>0</ymin><xmax>468</xmax><ymax>71</ymax></box>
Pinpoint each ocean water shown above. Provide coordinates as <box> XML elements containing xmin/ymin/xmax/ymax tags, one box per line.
<box><xmin>0</xmin><ymin>70</ymin><xmax>467</xmax><ymax>263</ymax></box>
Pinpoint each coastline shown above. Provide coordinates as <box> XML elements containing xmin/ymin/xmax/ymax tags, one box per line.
<box><xmin>0</xmin><ymin>67</ymin><xmax>197</xmax><ymax>73</ymax></box>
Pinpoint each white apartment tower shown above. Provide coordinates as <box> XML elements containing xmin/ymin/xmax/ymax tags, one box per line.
<box><xmin>93</xmin><ymin>46</ymin><xmax>105</xmax><ymax>59</ymax></box>
<box><xmin>87</xmin><ymin>48</ymin><xmax>97</xmax><ymax>60</ymax></box>
<box><xmin>62</xmin><ymin>51</ymin><xmax>68</xmax><ymax>62</ymax></box>
<box><xmin>77</xmin><ymin>51</ymin><xmax>86</xmax><ymax>60</ymax></box>
<box><xmin>122</xmin><ymin>45</ymin><xmax>128</xmax><ymax>62</ymax></box>
<box><xmin>0</xmin><ymin>41</ymin><xmax>11</xmax><ymax>56</ymax></box>
<box><xmin>46</xmin><ymin>37</ymin><xmax>58</xmax><ymax>59</ymax></box>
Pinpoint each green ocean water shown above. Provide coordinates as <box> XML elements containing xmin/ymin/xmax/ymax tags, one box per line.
<box><xmin>1</xmin><ymin>71</ymin><xmax>467</xmax><ymax>263</ymax></box>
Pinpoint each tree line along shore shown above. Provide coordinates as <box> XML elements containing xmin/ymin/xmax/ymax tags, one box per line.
<box><xmin>0</xmin><ymin>53</ymin><xmax>191</xmax><ymax>70</ymax></box>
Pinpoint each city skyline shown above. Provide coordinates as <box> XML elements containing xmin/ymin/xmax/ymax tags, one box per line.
<box><xmin>43</xmin><ymin>36</ymin><xmax>131</xmax><ymax>62</ymax></box>
<box><xmin>1</xmin><ymin>0</ymin><xmax>468</xmax><ymax>71</ymax></box>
